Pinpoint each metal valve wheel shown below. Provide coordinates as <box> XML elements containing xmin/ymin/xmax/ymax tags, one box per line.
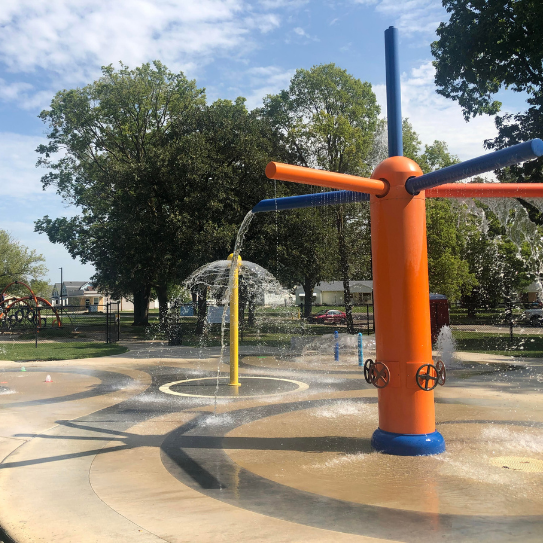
<box><xmin>435</xmin><ymin>360</ymin><xmax>446</xmax><ymax>386</ymax></box>
<box><xmin>415</xmin><ymin>364</ymin><xmax>439</xmax><ymax>391</ymax></box>
<box><xmin>370</xmin><ymin>361</ymin><xmax>390</xmax><ymax>389</ymax></box>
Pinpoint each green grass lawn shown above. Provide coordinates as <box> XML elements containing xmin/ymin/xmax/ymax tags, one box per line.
<box><xmin>0</xmin><ymin>342</ymin><xmax>128</xmax><ymax>361</ymax></box>
<box><xmin>454</xmin><ymin>331</ymin><xmax>543</xmax><ymax>357</ymax></box>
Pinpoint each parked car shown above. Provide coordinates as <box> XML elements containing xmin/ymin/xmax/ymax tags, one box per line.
<box><xmin>523</xmin><ymin>308</ymin><xmax>543</xmax><ymax>327</ymax></box>
<box><xmin>307</xmin><ymin>310</ymin><xmax>346</xmax><ymax>324</ymax></box>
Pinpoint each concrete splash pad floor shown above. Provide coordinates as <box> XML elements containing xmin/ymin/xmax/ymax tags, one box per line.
<box><xmin>0</xmin><ymin>344</ymin><xmax>542</xmax><ymax>542</ymax></box>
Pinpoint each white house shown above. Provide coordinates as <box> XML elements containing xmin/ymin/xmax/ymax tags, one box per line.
<box><xmin>524</xmin><ymin>281</ymin><xmax>543</xmax><ymax>303</ymax></box>
<box><xmin>255</xmin><ymin>289</ymin><xmax>295</xmax><ymax>306</ymax></box>
<box><xmin>51</xmin><ymin>281</ymin><xmax>159</xmax><ymax>310</ymax></box>
<box><xmin>295</xmin><ymin>281</ymin><xmax>373</xmax><ymax>306</ymax></box>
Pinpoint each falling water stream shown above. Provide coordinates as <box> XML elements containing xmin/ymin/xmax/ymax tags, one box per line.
<box><xmin>215</xmin><ymin>210</ymin><xmax>255</xmax><ymax>409</ymax></box>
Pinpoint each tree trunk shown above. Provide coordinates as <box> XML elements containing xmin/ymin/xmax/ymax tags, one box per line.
<box><xmin>156</xmin><ymin>284</ymin><xmax>169</xmax><ymax>326</ymax></box>
<box><xmin>337</xmin><ymin>207</ymin><xmax>355</xmax><ymax>333</ymax></box>
<box><xmin>462</xmin><ymin>293</ymin><xmax>477</xmax><ymax>319</ymax></box>
<box><xmin>191</xmin><ymin>288</ymin><xmax>198</xmax><ymax>315</ymax></box>
<box><xmin>195</xmin><ymin>286</ymin><xmax>208</xmax><ymax>335</ymax></box>
<box><xmin>302</xmin><ymin>279</ymin><xmax>315</xmax><ymax>318</ymax></box>
<box><xmin>132</xmin><ymin>284</ymin><xmax>151</xmax><ymax>325</ymax></box>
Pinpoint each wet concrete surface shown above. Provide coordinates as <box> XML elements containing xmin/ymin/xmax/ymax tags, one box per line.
<box><xmin>0</xmin><ymin>345</ymin><xmax>541</xmax><ymax>542</ymax></box>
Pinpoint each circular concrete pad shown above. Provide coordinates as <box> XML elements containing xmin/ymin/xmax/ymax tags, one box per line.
<box><xmin>159</xmin><ymin>376</ymin><xmax>309</xmax><ymax>398</ymax></box>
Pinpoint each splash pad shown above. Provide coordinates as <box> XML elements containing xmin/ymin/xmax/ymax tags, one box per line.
<box><xmin>251</xmin><ymin>26</ymin><xmax>543</xmax><ymax>455</ymax></box>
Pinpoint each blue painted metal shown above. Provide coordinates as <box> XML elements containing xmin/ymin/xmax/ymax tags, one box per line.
<box><xmin>358</xmin><ymin>332</ymin><xmax>364</xmax><ymax>366</ymax></box>
<box><xmin>251</xmin><ymin>190</ymin><xmax>369</xmax><ymax>214</ymax></box>
<box><xmin>405</xmin><ymin>138</ymin><xmax>543</xmax><ymax>195</ymax></box>
<box><xmin>334</xmin><ymin>330</ymin><xmax>339</xmax><ymax>362</ymax></box>
<box><xmin>385</xmin><ymin>26</ymin><xmax>403</xmax><ymax>157</ymax></box>
<box><xmin>371</xmin><ymin>428</ymin><xmax>446</xmax><ymax>456</ymax></box>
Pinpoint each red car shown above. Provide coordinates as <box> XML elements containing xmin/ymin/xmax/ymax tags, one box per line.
<box><xmin>308</xmin><ymin>310</ymin><xmax>346</xmax><ymax>324</ymax></box>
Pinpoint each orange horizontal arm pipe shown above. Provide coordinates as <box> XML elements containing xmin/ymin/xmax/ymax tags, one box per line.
<box><xmin>265</xmin><ymin>162</ymin><xmax>388</xmax><ymax>196</ymax></box>
<box><xmin>426</xmin><ymin>183</ymin><xmax>543</xmax><ymax>199</ymax></box>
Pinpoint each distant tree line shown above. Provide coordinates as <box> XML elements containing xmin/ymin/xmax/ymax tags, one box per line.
<box><xmin>33</xmin><ymin>57</ymin><xmax>541</xmax><ymax>326</ymax></box>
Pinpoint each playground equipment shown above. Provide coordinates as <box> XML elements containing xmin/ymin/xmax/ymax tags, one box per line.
<box><xmin>0</xmin><ymin>281</ymin><xmax>61</xmax><ymax>331</ymax></box>
<box><xmin>252</xmin><ymin>26</ymin><xmax>543</xmax><ymax>455</ymax></box>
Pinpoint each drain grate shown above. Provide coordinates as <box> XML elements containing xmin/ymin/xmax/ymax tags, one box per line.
<box><xmin>490</xmin><ymin>456</ymin><xmax>543</xmax><ymax>473</ymax></box>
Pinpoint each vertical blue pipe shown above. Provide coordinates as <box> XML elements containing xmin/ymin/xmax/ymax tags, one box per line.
<box><xmin>358</xmin><ymin>332</ymin><xmax>364</xmax><ymax>366</ymax></box>
<box><xmin>334</xmin><ymin>330</ymin><xmax>339</xmax><ymax>361</ymax></box>
<box><xmin>385</xmin><ymin>26</ymin><xmax>403</xmax><ymax>157</ymax></box>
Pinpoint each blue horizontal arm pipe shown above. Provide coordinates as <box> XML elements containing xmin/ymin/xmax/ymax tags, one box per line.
<box><xmin>251</xmin><ymin>190</ymin><xmax>370</xmax><ymax>214</ymax></box>
<box><xmin>405</xmin><ymin>139</ymin><xmax>543</xmax><ymax>195</ymax></box>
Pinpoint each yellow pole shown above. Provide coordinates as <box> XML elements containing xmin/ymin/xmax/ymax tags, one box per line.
<box><xmin>228</xmin><ymin>253</ymin><xmax>242</xmax><ymax>386</ymax></box>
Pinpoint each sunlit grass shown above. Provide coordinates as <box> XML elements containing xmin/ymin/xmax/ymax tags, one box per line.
<box><xmin>454</xmin><ymin>331</ymin><xmax>543</xmax><ymax>357</ymax></box>
<box><xmin>0</xmin><ymin>342</ymin><xmax>128</xmax><ymax>361</ymax></box>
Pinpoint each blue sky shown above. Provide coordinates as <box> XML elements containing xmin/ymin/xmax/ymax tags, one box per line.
<box><xmin>0</xmin><ymin>0</ymin><xmax>527</xmax><ymax>284</ymax></box>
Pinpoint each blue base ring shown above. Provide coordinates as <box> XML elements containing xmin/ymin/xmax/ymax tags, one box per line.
<box><xmin>371</xmin><ymin>428</ymin><xmax>445</xmax><ymax>456</ymax></box>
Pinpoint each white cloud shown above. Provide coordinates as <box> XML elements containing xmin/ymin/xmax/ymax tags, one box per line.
<box><xmin>0</xmin><ymin>131</ymin><xmax>96</xmax><ymax>282</ymax></box>
<box><xmin>257</xmin><ymin>0</ymin><xmax>309</xmax><ymax>8</ymax></box>
<box><xmin>0</xmin><ymin>1</ymin><xmax>255</xmax><ymax>83</ymax></box>
<box><xmin>0</xmin><ymin>79</ymin><xmax>33</xmax><ymax>101</ymax></box>
<box><xmin>246</xmin><ymin>13</ymin><xmax>281</xmax><ymax>33</ymax></box>
<box><xmin>0</xmin><ymin>0</ymin><xmax>314</xmax><ymax>110</ymax></box>
<box><xmin>240</xmin><ymin>65</ymin><xmax>295</xmax><ymax>110</ymax></box>
<box><xmin>291</xmin><ymin>26</ymin><xmax>318</xmax><ymax>42</ymax></box>
<box><xmin>374</xmin><ymin>61</ymin><xmax>498</xmax><ymax>161</ymax></box>
<box><xmin>0</xmin><ymin>0</ymin><xmax>447</xmax><ymax>107</ymax></box>
<box><xmin>352</xmin><ymin>0</ymin><xmax>445</xmax><ymax>37</ymax></box>
<box><xmin>0</xmin><ymin>80</ymin><xmax>57</xmax><ymax>110</ymax></box>
<box><xmin>0</xmin><ymin>132</ymin><xmax>51</xmax><ymax>198</ymax></box>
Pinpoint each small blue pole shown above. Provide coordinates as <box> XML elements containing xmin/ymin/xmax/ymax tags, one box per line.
<box><xmin>334</xmin><ymin>330</ymin><xmax>339</xmax><ymax>361</ymax></box>
<box><xmin>358</xmin><ymin>332</ymin><xmax>364</xmax><ymax>366</ymax></box>
<box><xmin>385</xmin><ymin>26</ymin><xmax>403</xmax><ymax>157</ymax></box>
<box><xmin>252</xmin><ymin>191</ymin><xmax>369</xmax><ymax>214</ymax></box>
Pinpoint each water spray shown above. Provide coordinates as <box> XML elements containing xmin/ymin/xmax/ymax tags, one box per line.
<box><xmin>252</xmin><ymin>25</ymin><xmax>543</xmax><ymax>456</ymax></box>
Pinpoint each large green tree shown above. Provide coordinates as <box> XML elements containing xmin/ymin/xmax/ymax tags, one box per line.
<box><xmin>432</xmin><ymin>0</ymin><xmax>543</xmax><ymax>182</ymax></box>
<box><xmin>35</xmin><ymin>62</ymin><xmax>206</xmax><ymax>324</ymax></box>
<box><xmin>260</xmin><ymin>63</ymin><xmax>380</xmax><ymax>324</ymax></box>
<box><xmin>399</xmin><ymin>120</ymin><xmax>479</xmax><ymax>301</ymax></box>
<box><xmin>0</xmin><ymin>231</ymin><xmax>49</xmax><ymax>298</ymax></box>
<box><xmin>460</xmin><ymin>203</ymin><xmax>534</xmax><ymax>314</ymax></box>
<box><xmin>35</xmin><ymin>63</ymin><xmax>280</xmax><ymax>326</ymax></box>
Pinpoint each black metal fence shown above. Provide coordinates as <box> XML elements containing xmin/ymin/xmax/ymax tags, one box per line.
<box><xmin>352</xmin><ymin>305</ymin><xmax>375</xmax><ymax>335</ymax></box>
<box><xmin>302</xmin><ymin>304</ymin><xmax>375</xmax><ymax>335</ymax></box>
<box><xmin>447</xmin><ymin>301</ymin><xmax>540</xmax><ymax>341</ymax></box>
<box><xmin>305</xmin><ymin>301</ymin><xmax>541</xmax><ymax>343</ymax></box>
<box><xmin>0</xmin><ymin>302</ymin><xmax>120</xmax><ymax>347</ymax></box>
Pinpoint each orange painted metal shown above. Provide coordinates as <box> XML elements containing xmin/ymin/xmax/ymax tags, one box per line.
<box><xmin>266</xmin><ymin>158</ymin><xmax>437</xmax><ymax>436</ymax></box>
<box><xmin>370</xmin><ymin>156</ymin><xmax>435</xmax><ymax>435</ymax></box>
<box><xmin>426</xmin><ymin>183</ymin><xmax>543</xmax><ymax>198</ymax></box>
<box><xmin>265</xmin><ymin>162</ymin><xmax>389</xmax><ymax>196</ymax></box>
